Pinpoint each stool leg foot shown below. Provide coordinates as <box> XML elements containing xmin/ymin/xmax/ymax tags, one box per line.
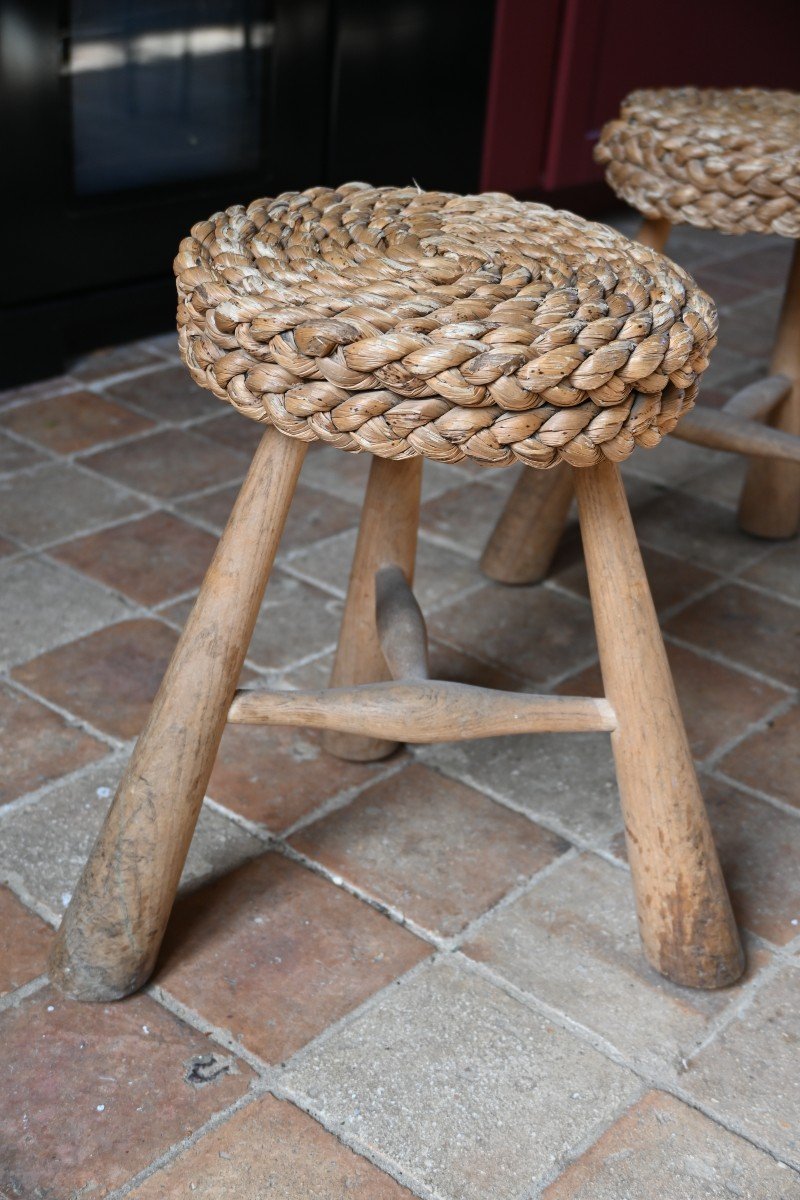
<box><xmin>323</xmin><ymin>455</ymin><xmax>423</xmax><ymax>761</ymax></box>
<box><xmin>636</xmin><ymin>216</ymin><xmax>671</xmax><ymax>252</ymax></box>
<box><xmin>575</xmin><ymin>460</ymin><xmax>744</xmax><ymax>989</ymax></box>
<box><xmin>738</xmin><ymin>241</ymin><xmax>800</xmax><ymax>539</ymax></box>
<box><xmin>480</xmin><ymin>464</ymin><xmax>574</xmax><ymax>584</ymax></box>
<box><xmin>48</xmin><ymin>430</ymin><xmax>307</xmax><ymax>1001</ymax></box>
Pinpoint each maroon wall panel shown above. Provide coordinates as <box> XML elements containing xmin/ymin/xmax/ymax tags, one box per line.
<box><xmin>480</xmin><ymin>0</ymin><xmax>563</xmax><ymax>194</ymax></box>
<box><xmin>543</xmin><ymin>0</ymin><xmax>800</xmax><ymax>189</ymax></box>
<box><xmin>483</xmin><ymin>0</ymin><xmax>800</xmax><ymax>195</ymax></box>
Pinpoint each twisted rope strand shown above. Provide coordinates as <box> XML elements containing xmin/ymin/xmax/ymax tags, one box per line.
<box><xmin>176</xmin><ymin>183</ymin><xmax>717</xmax><ymax>468</ymax></box>
<box><xmin>596</xmin><ymin>88</ymin><xmax>800</xmax><ymax>239</ymax></box>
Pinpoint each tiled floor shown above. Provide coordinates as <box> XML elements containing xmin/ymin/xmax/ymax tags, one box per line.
<box><xmin>1</xmin><ymin>215</ymin><xmax>799</xmax><ymax>1199</ymax></box>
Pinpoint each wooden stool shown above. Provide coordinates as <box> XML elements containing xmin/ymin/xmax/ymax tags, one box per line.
<box><xmin>483</xmin><ymin>87</ymin><xmax>800</xmax><ymax>585</ymax></box>
<box><xmin>49</xmin><ymin>184</ymin><xmax>744</xmax><ymax>1003</ymax></box>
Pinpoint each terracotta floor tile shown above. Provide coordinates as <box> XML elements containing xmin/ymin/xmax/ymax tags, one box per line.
<box><xmin>288</xmin><ymin>526</ymin><xmax>480</xmax><ymax>610</ymax></box>
<box><xmin>680</xmin><ymin>272</ymin><xmax>755</xmax><ymax>311</ymax></box>
<box><xmin>83</xmin><ymin>429</ymin><xmax>249</xmax><ymax>499</ymax></box>
<box><xmin>164</xmin><ymin>571</ymin><xmax>341</xmax><ymax>671</ymax></box>
<box><xmin>700</xmin><ymin>345</ymin><xmax>763</xmax><ymax>391</ymax></box>
<box><xmin>710</xmin><ymin>243</ymin><xmax>794</xmax><ymax>290</ymax></box>
<box><xmin>208</xmin><ymin>724</ymin><xmax>394</xmax><ymax>831</ymax></box>
<box><xmin>0</xmin><ymin>557</ymin><xmax>132</xmax><ymax>668</ymax></box>
<box><xmin>462</xmin><ymin>854</ymin><xmax>769</xmax><ymax>1073</ymax></box>
<box><xmin>282</xmin><ymin>958</ymin><xmax>639</xmax><ymax>1200</ymax></box>
<box><xmin>0</xmin><ymin>758</ymin><xmax>263</xmax><ymax>919</ymax></box>
<box><xmin>677</xmin><ymin>454</ymin><xmax>749</xmax><ymax>510</ymax></box>
<box><xmin>707</xmin><ymin>778</ymin><xmax>800</xmax><ymax>943</ymax></box>
<box><xmin>621</xmin><ymin>436</ymin><xmax>721</xmax><ymax>487</ymax></box>
<box><xmin>557</xmin><ymin>640</ymin><xmax>785</xmax><ymax>760</ymax></box>
<box><xmin>717</xmin><ymin>306</ymin><xmax>779</xmax><ymax>361</ymax></box>
<box><xmin>1</xmin><ymin>390</ymin><xmax>154</xmax><ymax>453</ymax></box>
<box><xmin>0</xmin><ymin>887</ymin><xmax>53</xmax><ymax>995</ymax></box>
<box><xmin>128</xmin><ymin>1094</ymin><xmax>415</xmax><ymax>1199</ymax></box>
<box><xmin>155</xmin><ymin>853</ymin><xmax>429</xmax><ymax>1062</ymax></box>
<box><xmin>553</xmin><ymin>537</ymin><xmax>718</xmax><ymax>614</ymax></box>
<box><xmin>0</xmin><ymin>681</ymin><xmax>106</xmax><ymax>806</ymax></box>
<box><xmin>0</xmin><ymin>374</ymin><xmax>78</xmax><ymax>409</ymax></box>
<box><xmin>427</xmin><ymin>637</ymin><xmax>526</xmax><ymax>689</ymax></box>
<box><xmin>299</xmin><ymin>439</ymin><xmax>462</xmax><ymax>506</ymax></box>
<box><xmin>681</xmin><ymin>965</ymin><xmax>800</xmax><ymax>1165</ymax></box>
<box><xmin>718</xmin><ymin>703</ymin><xmax>800</xmax><ymax>809</ymax></box>
<box><xmin>191</xmin><ymin>410</ymin><xmax>267</xmax><ymax>454</ymax></box>
<box><xmin>291</xmin><ymin>762</ymin><xmax>567</xmax><ymax>936</ymax></box>
<box><xmin>179</xmin><ymin>479</ymin><xmax>360</xmax><ymax>552</ymax></box>
<box><xmin>70</xmin><ymin>341</ymin><xmax>163</xmax><ymax>382</ymax></box>
<box><xmin>0</xmin><ymin>985</ymin><xmax>252</xmax><ymax>1199</ymax></box>
<box><xmin>0</xmin><ymin>462</ymin><xmax>145</xmax><ymax>547</ymax></box>
<box><xmin>420</xmin><ymin>729</ymin><xmax>622</xmax><ymax>850</ymax></box>
<box><xmin>743</xmin><ymin>539</ymin><xmax>800</xmax><ymax>604</ymax></box>
<box><xmin>429</xmin><ymin>580</ymin><xmax>597</xmax><ymax>685</ymax></box>
<box><xmin>420</xmin><ymin>481</ymin><xmax>509</xmax><ymax>557</ymax></box>
<box><xmin>632</xmin><ymin>491</ymin><xmax>769</xmax><ymax>574</ymax></box>
<box><xmin>665</xmin><ymin>583</ymin><xmax>800</xmax><ymax>689</ymax></box>
<box><xmin>0</xmin><ymin>430</ymin><xmax>47</xmax><ymax>473</ymax></box>
<box><xmin>543</xmin><ymin>1091</ymin><xmax>799</xmax><ymax>1200</ymax></box>
<box><xmin>105</xmin><ymin>364</ymin><xmax>221</xmax><ymax>423</ymax></box>
<box><xmin>52</xmin><ymin>512</ymin><xmax>218</xmax><ymax>606</ymax></box>
<box><xmin>12</xmin><ymin>619</ymin><xmax>179</xmax><ymax>738</ymax></box>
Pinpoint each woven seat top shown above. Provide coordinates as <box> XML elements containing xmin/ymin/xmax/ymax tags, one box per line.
<box><xmin>176</xmin><ymin>182</ymin><xmax>716</xmax><ymax>469</ymax></box>
<box><xmin>596</xmin><ymin>88</ymin><xmax>800</xmax><ymax>239</ymax></box>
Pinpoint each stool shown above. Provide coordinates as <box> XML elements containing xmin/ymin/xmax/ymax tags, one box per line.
<box><xmin>483</xmin><ymin>87</ymin><xmax>800</xmax><ymax>585</ymax></box>
<box><xmin>48</xmin><ymin>183</ymin><xmax>744</xmax><ymax>1002</ymax></box>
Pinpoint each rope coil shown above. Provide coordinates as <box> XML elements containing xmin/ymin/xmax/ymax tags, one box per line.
<box><xmin>176</xmin><ymin>183</ymin><xmax>717</xmax><ymax>468</ymax></box>
<box><xmin>596</xmin><ymin>88</ymin><xmax>800</xmax><ymax>239</ymax></box>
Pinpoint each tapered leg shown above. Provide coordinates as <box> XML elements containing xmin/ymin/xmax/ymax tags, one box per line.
<box><xmin>574</xmin><ymin>460</ymin><xmax>744</xmax><ymax>988</ymax></box>
<box><xmin>480</xmin><ymin>464</ymin><xmax>574</xmax><ymax>584</ymax></box>
<box><xmin>322</xmin><ymin>454</ymin><xmax>423</xmax><ymax>761</ymax></box>
<box><xmin>49</xmin><ymin>429</ymin><xmax>307</xmax><ymax>1001</ymax></box>
<box><xmin>636</xmin><ymin>216</ymin><xmax>671</xmax><ymax>252</ymax></box>
<box><xmin>738</xmin><ymin>241</ymin><xmax>800</xmax><ymax>538</ymax></box>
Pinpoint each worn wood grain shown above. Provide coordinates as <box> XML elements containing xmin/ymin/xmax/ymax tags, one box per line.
<box><xmin>722</xmin><ymin>373</ymin><xmax>791</xmax><ymax>420</ymax></box>
<box><xmin>636</xmin><ymin>215</ymin><xmax>671</xmax><ymax>251</ymax></box>
<box><xmin>49</xmin><ymin>429</ymin><xmax>307</xmax><ymax>1001</ymax></box>
<box><xmin>322</xmin><ymin>455</ymin><xmax>423</xmax><ymax>761</ymax></box>
<box><xmin>673</xmin><ymin>404</ymin><xmax>800</xmax><ymax>461</ymax></box>
<box><xmin>574</xmin><ymin>459</ymin><xmax>744</xmax><ymax>988</ymax></box>
<box><xmin>480</xmin><ymin>463</ymin><xmax>574</xmax><ymax>584</ymax></box>
<box><xmin>375</xmin><ymin>565</ymin><xmax>429</xmax><ymax>680</ymax></box>
<box><xmin>228</xmin><ymin>680</ymin><xmax>616</xmax><ymax>739</ymax></box>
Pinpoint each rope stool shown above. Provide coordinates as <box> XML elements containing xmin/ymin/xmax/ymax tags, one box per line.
<box><xmin>49</xmin><ymin>184</ymin><xmax>743</xmax><ymax>1001</ymax></box>
<box><xmin>483</xmin><ymin>87</ymin><xmax>800</xmax><ymax>585</ymax></box>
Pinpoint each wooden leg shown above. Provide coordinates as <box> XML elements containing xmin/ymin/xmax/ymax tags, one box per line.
<box><xmin>738</xmin><ymin>241</ymin><xmax>800</xmax><ymax>539</ymax></box>
<box><xmin>636</xmin><ymin>215</ymin><xmax>671</xmax><ymax>252</ymax></box>
<box><xmin>49</xmin><ymin>429</ymin><xmax>307</xmax><ymax>1001</ymax></box>
<box><xmin>480</xmin><ymin>464</ymin><xmax>574</xmax><ymax>584</ymax></box>
<box><xmin>322</xmin><ymin>454</ymin><xmax>423</xmax><ymax>761</ymax></box>
<box><xmin>574</xmin><ymin>460</ymin><xmax>744</xmax><ymax>988</ymax></box>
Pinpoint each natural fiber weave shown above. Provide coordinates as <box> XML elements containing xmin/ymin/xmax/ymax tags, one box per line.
<box><xmin>176</xmin><ymin>183</ymin><xmax>717</xmax><ymax>468</ymax></box>
<box><xmin>596</xmin><ymin>88</ymin><xmax>800</xmax><ymax>239</ymax></box>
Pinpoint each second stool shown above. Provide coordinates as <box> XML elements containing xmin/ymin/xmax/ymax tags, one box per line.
<box><xmin>483</xmin><ymin>87</ymin><xmax>800</xmax><ymax>585</ymax></box>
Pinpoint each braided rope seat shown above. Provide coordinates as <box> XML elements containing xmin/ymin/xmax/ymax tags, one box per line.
<box><xmin>176</xmin><ymin>182</ymin><xmax>717</xmax><ymax>469</ymax></box>
<box><xmin>596</xmin><ymin>88</ymin><xmax>800</xmax><ymax>239</ymax></box>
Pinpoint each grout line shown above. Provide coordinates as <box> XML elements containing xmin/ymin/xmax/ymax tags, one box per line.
<box><xmin>100</xmin><ymin>1090</ymin><xmax>266</xmax><ymax>1200</ymax></box>
<box><xmin>701</xmin><ymin>692</ymin><xmax>798</xmax><ymax>771</ymax></box>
